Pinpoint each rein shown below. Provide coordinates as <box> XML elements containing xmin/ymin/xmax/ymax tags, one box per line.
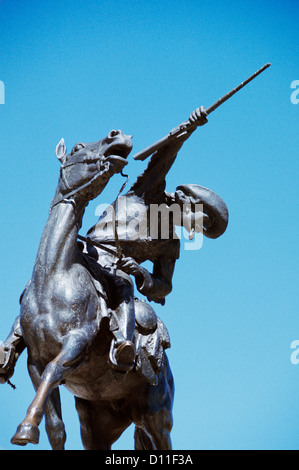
<box><xmin>78</xmin><ymin>171</ymin><xmax>129</xmax><ymax>260</ymax></box>
<box><xmin>77</xmin><ymin>234</ymin><xmax>119</xmax><ymax>258</ymax></box>
<box><xmin>111</xmin><ymin>172</ymin><xmax>129</xmax><ymax>259</ymax></box>
<box><xmin>50</xmin><ymin>170</ymin><xmax>104</xmax><ymax>211</ymax></box>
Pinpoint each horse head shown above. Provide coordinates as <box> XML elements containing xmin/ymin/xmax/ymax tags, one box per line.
<box><xmin>54</xmin><ymin>130</ymin><xmax>133</xmax><ymax>205</ymax></box>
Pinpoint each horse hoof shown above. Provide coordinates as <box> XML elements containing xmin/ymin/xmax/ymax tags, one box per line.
<box><xmin>11</xmin><ymin>422</ymin><xmax>40</xmax><ymax>446</ymax></box>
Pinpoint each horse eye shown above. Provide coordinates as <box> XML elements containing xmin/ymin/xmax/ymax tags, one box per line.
<box><xmin>71</xmin><ymin>143</ymin><xmax>85</xmax><ymax>155</ymax></box>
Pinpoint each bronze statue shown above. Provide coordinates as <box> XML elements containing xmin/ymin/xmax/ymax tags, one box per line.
<box><xmin>0</xmin><ymin>64</ymin><xmax>270</xmax><ymax>450</ymax></box>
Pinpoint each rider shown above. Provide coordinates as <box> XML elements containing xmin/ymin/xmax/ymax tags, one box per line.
<box><xmin>85</xmin><ymin>107</ymin><xmax>216</xmax><ymax>370</ymax></box>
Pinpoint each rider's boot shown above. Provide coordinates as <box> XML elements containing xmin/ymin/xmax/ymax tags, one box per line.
<box><xmin>109</xmin><ymin>302</ymin><xmax>136</xmax><ymax>372</ymax></box>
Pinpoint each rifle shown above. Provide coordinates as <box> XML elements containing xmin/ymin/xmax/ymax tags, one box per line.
<box><xmin>133</xmin><ymin>63</ymin><xmax>271</xmax><ymax>162</ymax></box>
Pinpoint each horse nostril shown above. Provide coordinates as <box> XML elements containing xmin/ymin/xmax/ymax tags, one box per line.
<box><xmin>109</xmin><ymin>130</ymin><xmax>119</xmax><ymax>138</ymax></box>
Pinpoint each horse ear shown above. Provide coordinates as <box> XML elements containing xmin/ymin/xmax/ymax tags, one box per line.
<box><xmin>56</xmin><ymin>138</ymin><xmax>67</xmax><ymax>162</ymax></box>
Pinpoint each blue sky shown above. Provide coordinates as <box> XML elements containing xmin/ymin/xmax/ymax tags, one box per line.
<box><xmin>0</xmin><ymin>0</ymin><xmax>298</xmax><ymax>450</ymax></box>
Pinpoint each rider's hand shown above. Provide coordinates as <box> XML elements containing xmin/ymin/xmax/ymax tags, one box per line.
<box><xmin>117</xmin><ymin>257</ymin><xmax>144</xmax><ymax>278</ymax></box>
<box><xmin>189</xmin><ymin>106</ymin><xmax>208</xmax><ymax>127</ymax></box>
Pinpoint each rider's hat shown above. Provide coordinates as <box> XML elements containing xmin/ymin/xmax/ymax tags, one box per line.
<box><xmin>175</xmin><ymin>184</ymin><xmax>229</xmax><ymax>239</ymax></box>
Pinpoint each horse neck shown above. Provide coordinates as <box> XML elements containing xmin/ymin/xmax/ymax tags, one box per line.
<box><xmin>32</xmin><ymin>195</ymin><xmax>87</xmax><ymax>281</ymax></box>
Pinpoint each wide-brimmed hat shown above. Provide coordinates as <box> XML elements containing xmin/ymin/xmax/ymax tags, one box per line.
<box><xmin>175</xmin><ymin>184</ymin><xmax>229</xmax><ymax>239</ymax></box>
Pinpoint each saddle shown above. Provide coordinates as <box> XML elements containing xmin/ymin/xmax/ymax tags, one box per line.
<box><xmin>134</xmin><ymin>299</ymin><xmax>171</xmax><ymax>385</ymax></box>
<box><xmin>82</xmin><ymin>252</ymin><xmax>171</xmax><ymax>385</ymax></box>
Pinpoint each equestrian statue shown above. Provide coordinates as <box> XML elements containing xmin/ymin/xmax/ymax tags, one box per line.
<box><xmin>0</xmin><ymin>64</ymin><xmax>270</xmax><ymax>449</ymax></box>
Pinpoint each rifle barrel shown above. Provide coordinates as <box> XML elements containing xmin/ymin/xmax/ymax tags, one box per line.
<box><xmin>133</xmin><ymin>63</ymin><xmax>271</xmax><ymax>161</ymax></box>
<box><xmin>206</xmin><ymin>63</ymin><xmax>271</xmax><ymax>114</ymax></box>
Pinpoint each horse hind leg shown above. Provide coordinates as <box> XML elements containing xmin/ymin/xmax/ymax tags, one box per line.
<box><xmin>133</xmin><ymin>389</ymin><xmax>173</xmax><ymax>450</ymax></box>
<box><xmin>11</xmin><ymin>331</ymin><xmax>87</xmax><ymax>447</ymax></box>
<box><xmin>136</xmin><ymin>410</ymin><xmax>173</xmax><ymax>450</ymax></box>
<box><xmin>44</xmin><ymin>388</ymin><xmax>66</xmax><ymax>450</ymax></box>
<box><xmin>134</xmin><ymin>426</ymin><xmax>155</xmax><ymax>450</ymax></box>
<box><xmin>135</xmin><ymin>356</ymin><xmax>174</xmax><ymax>450</ymax></box>
<box><xmin>75</xmin><ymin>397</ymin><xmax>132</xmax><ymax>450</ymax></box>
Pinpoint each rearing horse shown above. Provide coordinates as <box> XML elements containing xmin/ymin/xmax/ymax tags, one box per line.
<box><xmin>10</xmin><ymin>130</ymin><xmax>174</xmax><ymax>450</ymax></box>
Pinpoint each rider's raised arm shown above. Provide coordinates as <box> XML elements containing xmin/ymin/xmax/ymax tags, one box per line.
<box><xmin>129</xmin><ymin>139</ymin><xmax>185</xmax><ymax>201</ymax></box>
<box><xmin>129</xmin><ymin>107</ymin><xmax>208</xmax><ymax>201</ymax></box>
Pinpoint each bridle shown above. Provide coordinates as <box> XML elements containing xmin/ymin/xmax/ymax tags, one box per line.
<box><xmin>50</xmin><ymin>154</ymin><xmax>107</xmax><ymax>211</ymax></box>
<box><xmin>49</xmin><ymin>152</ymin><xmax>129</xmax><ymax>260</ymax></box>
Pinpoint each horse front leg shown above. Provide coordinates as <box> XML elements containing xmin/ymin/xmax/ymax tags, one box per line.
<box><xmin>28</xmin><ymin>361</ymin><xmax>66</xmax><ymax>450</ymax></box>
<box><xmin>11</xmin><ymin>331</ymin><xmax>88</xmax><ymax>447</ymax></box>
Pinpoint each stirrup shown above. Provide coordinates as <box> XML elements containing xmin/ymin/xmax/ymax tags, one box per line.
<box><xmin>108</xmin><ymin>339</ymin><xmax>135</xmax><ymax>373</ymax></box>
